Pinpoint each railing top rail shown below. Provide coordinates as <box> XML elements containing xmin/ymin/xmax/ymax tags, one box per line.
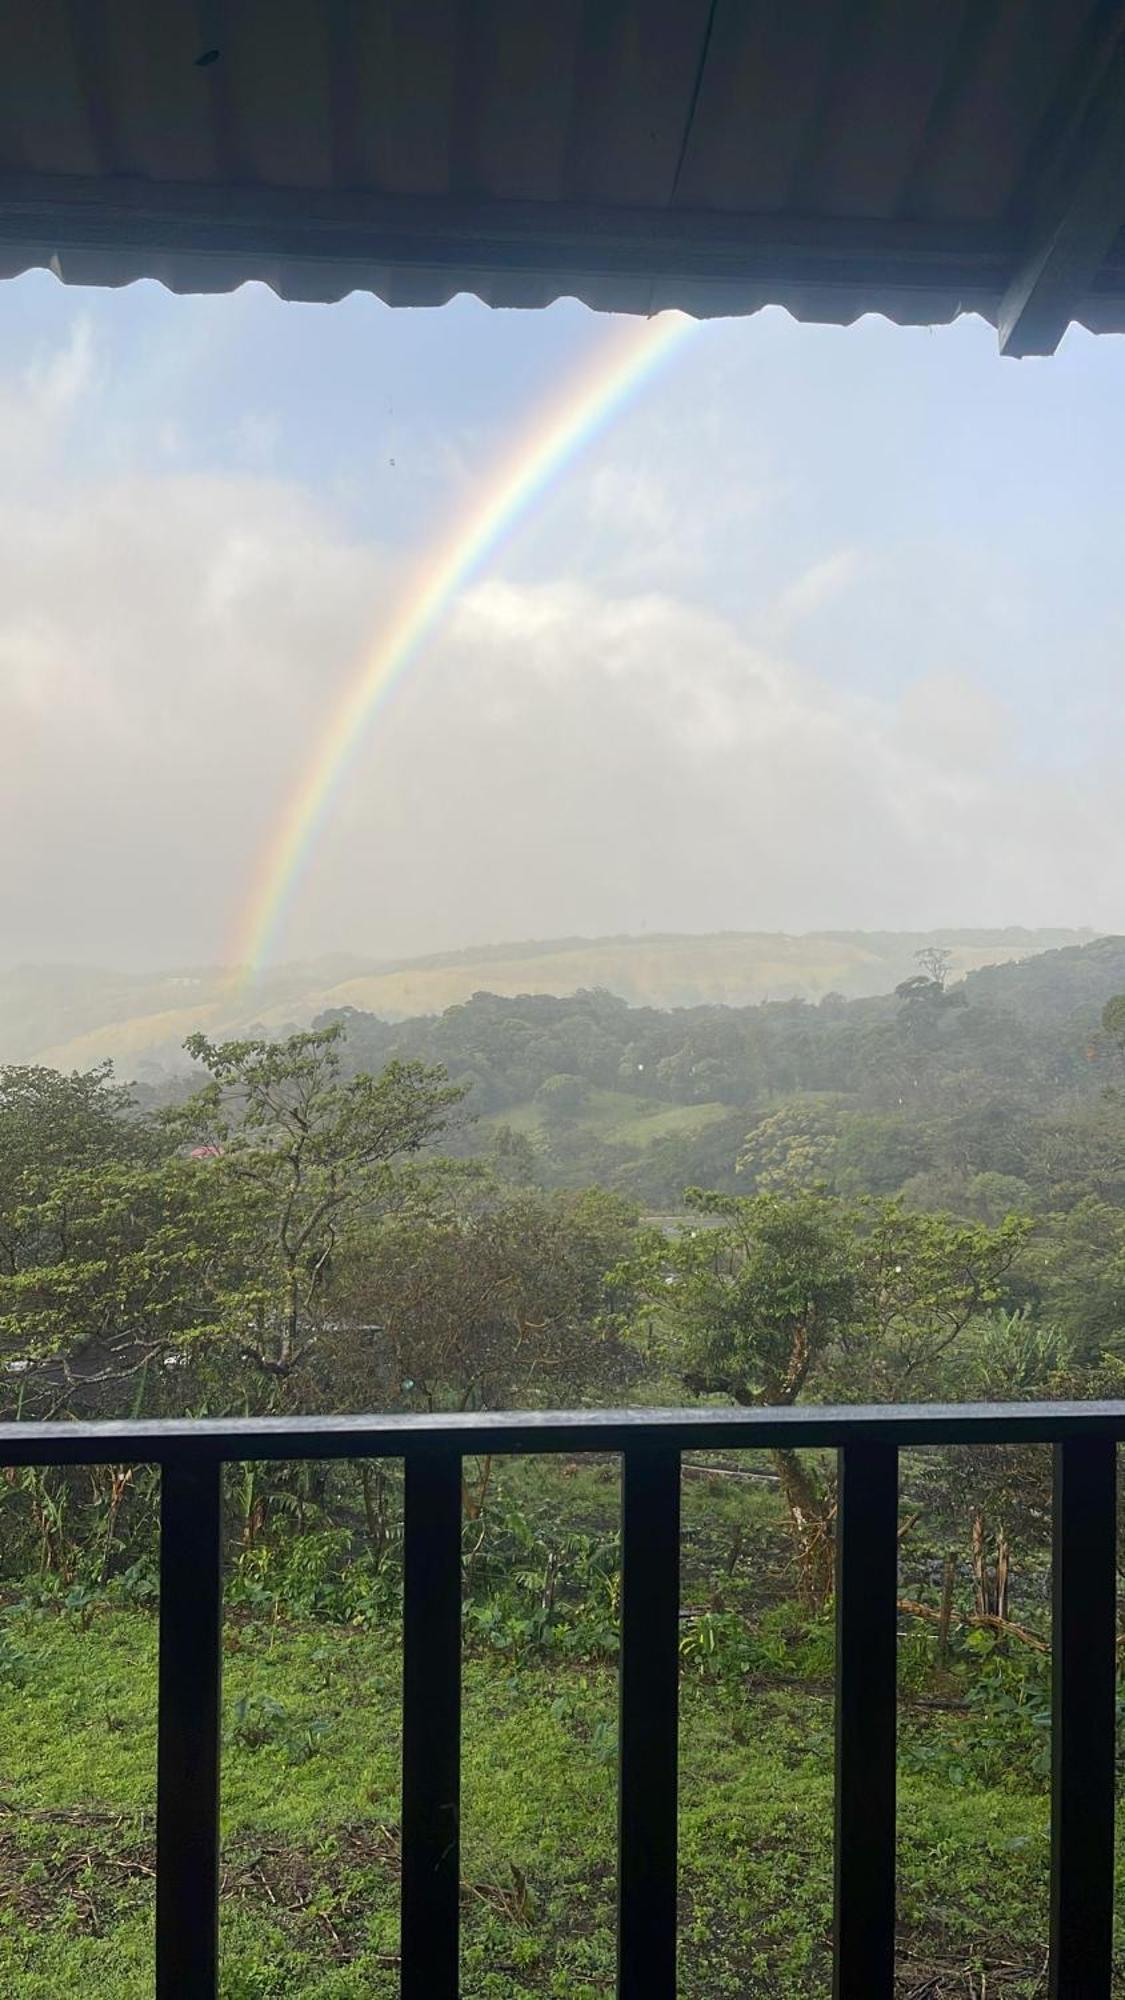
<box><xmin>2</xmin><ymin>1399</ymin><xmax>1125</xmax><ymax>1464</ymax></box>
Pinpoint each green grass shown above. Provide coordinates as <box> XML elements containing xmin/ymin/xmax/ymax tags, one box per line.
<box><xmin>0</xmin><ymin>1600</ymin><xmax>1080</xmax><ymax>1997</ymax></box>
<box><xmin>485</xmin><ymin>1090</ymin><xmax>731</xmax><ymax>1153</ymax></box>
<box><xmin>598</xmin><ymin>1100</ymin><xmax>731</xmax><ymax>1148</ymax></box>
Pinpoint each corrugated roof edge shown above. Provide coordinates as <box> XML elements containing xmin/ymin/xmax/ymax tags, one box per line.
<box><xmin>0</xmin><ymin>245</ymin><xmax>999</xmax><ymax>327</ymax></box>
<box><xmin>1</xmin><ymin>175</ymin><xmax>1124</xmax><ymax>335</ymax></box>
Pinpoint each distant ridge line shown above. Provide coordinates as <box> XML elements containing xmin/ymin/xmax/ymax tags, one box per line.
<box><xmin>1</xmin><ymin>928</ymin><xmax>1102</xmax><ymax>1075</ymax></box>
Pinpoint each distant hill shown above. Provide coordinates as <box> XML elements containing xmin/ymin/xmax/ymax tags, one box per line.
<box><xmin>314</xmin><ymin>929</ymin><xmax>1093</xmax><ymax>1020</ymax></box>
<box><xmin>0</xmin><ymin>928</ymin><xmax>1097</xmax><ymax>1075</ymax></box>
<box><xmin>961</xmin><ymin>934</ymin><xmax>1125</xmax><ymax>1027</ymax></box>
<box><xmin>310</xmin><ymin>931</ymin><xmax>1125</xmax><ymax>1207</ymax></box>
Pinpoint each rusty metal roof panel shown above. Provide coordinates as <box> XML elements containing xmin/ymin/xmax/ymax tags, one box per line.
<box><xmin>3</xmin><ymin>0</ymin><xmax>1125</xmax><ymax>353</ymax></box>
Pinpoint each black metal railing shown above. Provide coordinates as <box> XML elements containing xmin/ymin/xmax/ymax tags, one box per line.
<box><xmin>0</xmin><ymin>1401</ymin><xmax>1120</xmax><ymax>1999</ymax></box>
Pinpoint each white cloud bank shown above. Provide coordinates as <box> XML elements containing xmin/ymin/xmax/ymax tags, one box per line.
<box><xmin>1</xmin><ymin>316</ymin><xmax>1121</xmax><ymax>968</ymax></box>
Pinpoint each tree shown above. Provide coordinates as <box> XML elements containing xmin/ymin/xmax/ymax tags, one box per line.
<box><xmin>916</xmin><ymin>1309</ymin><xmax>1068</xmax><ymax>1632</ymax></box>
<box><xmin>173</xmin><ymin>1024</ymin><xmax>462</xmax><ymax>1382</ymax></box>
<box><xmin>736</xmin><ymin>1098</ymin><xmax>844</xmax><ymax>1191</ymax></box>
<box><xmin>0</xmin><ymin>1062</ymin><xmax>155</xmax><ymax>1278</ymax></box>
<box><xmin>894</xmin><ymin>947</ymin><xmax>967</xmax><ymax>1029</ymax></box>
<box><xmin>487</xmin><ymin>1124</ymin><xmax>540</xmax><ymax>1186</ymax></box>
<box><xmin>832</xmin><ymin>1111</ymin><xmax>932</xmax><ymax>1197</ymax></box>
<box><xmin>0</xmin><ymin>1154</ymin><xmax>249</xmax><ymax>1417</ymax></box>
<box><xmin>336</xmin><ymin>1186</ymin><xmax>639</xmax><ymax>1412</ymax></box>
<box><xmin>915</xmin><ymin>944</ymin><xmax>953</xmax><ymax>989</ymax></box>
<box><xmin>634</xmin><ymin>1189</ymin><xmax>858</xmax><ymax>1598</ymax></box>
<box><xmin>656</xmin><ymin>1190</ymin><xmax>858</xmax><ymax>1409</ymax></box>
<box><xmin>535</xmin><ymin>1073</ymin><xmax>587</xmax><ymax>1118</ymax></box>
<box><xmin>1101</xmin><ymin>992</ymin><xmax>1125</xmax><ymax>1070</ymax></box>
<box><xmin>634</xmin><ymin>1189</ymin><xmax>1031</xmax><ymax>1601</ymax></box>
<box><xmin>1023</xmin><ymin>1103</ymin><xmax>1125</xmax><ymax>1209</ymax></box>
<box><xmin>1031</xmin><ymin>1195</ymin><xmax>1125</xmax><ymax>1359</ymax></box>
<box><xmin>848</xmin><ymin>1201</ymin><xmax>1031</xmax><ymax>1402</ymax></box>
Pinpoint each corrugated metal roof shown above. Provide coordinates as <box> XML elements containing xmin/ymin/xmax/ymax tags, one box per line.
<box><xmin>3</xmin><ymin>0</ymin><xmax>1125</xmax><ymax>352</ymax></box>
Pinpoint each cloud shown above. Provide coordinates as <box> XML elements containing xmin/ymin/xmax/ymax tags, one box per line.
<box><xmin>586</xmin><ymin>464</ymin><xmax>679</xmax><ymax>544</ymax></box>
<box><xmin>0</xmin><ymin>315</ymin><xmax>97</xmax><ymax>478</ymax></box>
<box><xmin>25</xmin><ymin>314</ymin><xmax>98</xmax><ymax>419</ymax></box>
<box><xmin>301</xmin><ymin>572</ymin><xmax>1125</xmax><ymax>955</ymax></box>
<box><xmin>769</xmin><ymin>548</ymin><xmax>866</xmax><ymax>632</ymax></box>
<box><xmin>895</xmin><ymin>671</ymin><xmax>1012</xmax><ymax>772</ymax></box>
<box><xmin>0</xmin><ymin>298</ymin><xmax>1121</xmax><ymax>971</ymax></box>
<box><xmin>0</xmin><ymin>461</ymin><xmax>389</xmax><ymax>964</ymax></box>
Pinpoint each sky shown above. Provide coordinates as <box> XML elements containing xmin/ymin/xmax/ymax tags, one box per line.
<box><xmin>1</xmin><ymin>270</ymin><xmax>1123</xmax><ymax>970</ymax></box>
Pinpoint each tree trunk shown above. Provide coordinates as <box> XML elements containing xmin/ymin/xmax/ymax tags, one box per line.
<box><xmin>462</xmin><ymin>1453</ymin><xmax>493</xmax><ymax>1522</ymax></box>
<box><xmin>995</xmin><ymin>1528</ymin><xmax>1010</xmax><ymax>1625</ymax></box>
<box><xmin>937</xmin><ymin>1551</ymin><xmax>956</xmax><ymax>1669</ymax></box>
<box><xmin>773</xmin><ymin>1447</ymin><xmax>835</xmax><ymax>1608</ymax></box>
<box><xmin>360</xmin><ymin>1461</ymin><xmax>391</xmax><ymax>1560</ymax></box>
<box><xmin>971</xmin><ymin>1510</ymin><xmax>985</xmax><ymax>1614</ymax></box>
<box><xmin>971</xmin><ymin>1511</ymin><xmax>1011</xmax><ymax>1624</ymax></box>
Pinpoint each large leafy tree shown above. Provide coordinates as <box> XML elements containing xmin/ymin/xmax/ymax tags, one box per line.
<box><xmin>633</xmin><ymin>1190</ymin><xmax>858</xmax><ymax>1599</ymax></box>
<box><xmin>848</xmin><ymin>1202</ymin><xmax>1030</xmax><ymax>1401</ymax></box>
<box><xmin>336</xmin><ymin>1186</ymin><xmax>638</xmax><ymax>1413</ymax></box>
<box><xmin>736</xmin><ymin>1098</ymin><xmax>845</xmax><ymax>1191</ymax></box>
<box><xmin>634</xmin><ymin>1189</ymin><xmax>1030</xmax><ymax>1599</ymax></box>
<box><xmin>656</xmin><ymin>1190</ymin><xmax>859</xmax><ymax>1409</ymax></box>
<box><xmin>0</xmin><ymin>1155</ymin><xmax>249</xmax><ymax>1417</ymax></box>
<box><xmin>0</xmin><ymin>1029</ymin><xmax>464</xmax><ymax>1415</ymax></box>
<box><xmin>1030</xmin><ymin>1195</ymin><xmax>1125</xmax><ymax>1359</ymax></box>
<box><xmin>173</xmin><ymin>1024</ymin><xmax>463</xmax><ymax>1382</ymax></box>
<box><xmin>0</xmin><ymin>1062</ymin><xmax>156</xmax><ymax>1278</ymax></box>
<box><xmin>0</xmin><ymin>1065</ymin><xmax>216</xmax><ymax>1417</ymax></box>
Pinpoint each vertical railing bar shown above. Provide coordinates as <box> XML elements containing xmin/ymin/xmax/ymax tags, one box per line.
<box><xmin>401</xmin><ymin>1448</ymin><xmax>462</xmax><ymax>2000</ymax></box>
<box><xmin>1049</xmin><ymin>1435</ymin><xmax>1116</xmax><ymax>1998</ymax></box>
<box><xmin>834</xmin><ymin>1441</ymin><xmax>898</xmax><ymax>2000</ymax></box>
<box><xmin>156</xmin><ymin>1455</ymin><xmax>223</xmax><ymax>2000</ymax></box>
<box><xmin>618</xmin><ymin>1442</ymin><xmax>681</xmax><ymax>2000</ymax></box>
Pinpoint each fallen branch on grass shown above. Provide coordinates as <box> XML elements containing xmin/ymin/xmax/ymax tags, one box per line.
<box><xmin>680</xmin><ymin>1462</ymin><xmax>779</xmax><ymax>1485</ymax></box>
<box><xmin>897</xmin><ymin>1596</ymin><xmax>1048</xmax><ymax>1654</ymax></box>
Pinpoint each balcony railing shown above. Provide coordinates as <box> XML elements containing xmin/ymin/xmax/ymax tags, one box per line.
<box><xmin>0</xmin><ymin>1401</ymin><xmax>1120</xmax><ymax>1999</ymax></box>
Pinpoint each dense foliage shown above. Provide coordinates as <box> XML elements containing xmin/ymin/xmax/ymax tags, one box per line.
<box><xmin>3</xmin><ymin>936</ymin><xmax>1125</xmax><ymax>1993</ymax></box>
<box><xmin>314</xmin><ymin>933</ymin><xmax>1125</xmax><ymax>1225</ymax></box>
<box><xmin>3</xmin><ymin>936</ymin><xmax>1125</xmax><ymax>1587</ymax></box>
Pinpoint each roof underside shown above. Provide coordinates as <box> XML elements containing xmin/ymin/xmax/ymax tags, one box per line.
<box><xmin>5</xmin><ymin>1</ymin><xmax>1125</xmax><ymax>355</ymax></box>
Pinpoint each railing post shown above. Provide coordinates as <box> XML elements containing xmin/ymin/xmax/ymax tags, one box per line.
<box><xmin>618</xmin><ymin>1443</ymin><xmax>680</xmax><ymax>2000</ymax></box>
<box><xmin>1049</xmin><ymin>1436</ymin><xmax>1116</xmax><ymax>1998</ymax></box>
<box><xmin>402</xmin><ymin>1449</ymin><xmax>462</xmax><ymax>2000</ymax></box>
<box><xmin>156</xmin><ymin>1456</ymin><xmax>223</xmax><ymax>2000</ymax></box>
<box><xmin>834</xmin><ymin>1441</ymin><xmax>898</xmax><ymax>2000</ymax></box>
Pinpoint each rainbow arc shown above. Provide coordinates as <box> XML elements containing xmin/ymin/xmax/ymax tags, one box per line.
<box><xmin>232</xmin><ymin>311</ymin><xmax>693</xmax><ymax>976</ymax></box>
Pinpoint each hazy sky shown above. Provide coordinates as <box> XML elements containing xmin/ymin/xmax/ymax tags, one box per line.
<box><xmin>1</xmin><ymin>271</ymin><xmax>1123</xmax><ymax>969</ymax></box>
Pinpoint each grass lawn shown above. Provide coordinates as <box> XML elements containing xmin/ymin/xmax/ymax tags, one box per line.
<box><xmin>0</xmin><ymin>1601</ymin><xmax>1077</xmax><ymax>1997</ymax></box>
<box><xmin>484</xmin><ymin>1090</ymin><xmax>731</xmax><ymax>1153</ymax></box>
<box><xmin>598</xmin><ymin>1101</ymin><xmax>731</xmax><ymax>1149</ymax></box>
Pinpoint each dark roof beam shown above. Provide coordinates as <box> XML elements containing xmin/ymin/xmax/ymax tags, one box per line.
<box><xmin>999</xmin><ymin>34</ymin><xmax>1125</xmax><ymax>356</ymax></box>
<box><xmin>0</xmin><ymin>172</ymin><xmax>1013</xmax><ymax>299</ymax></box>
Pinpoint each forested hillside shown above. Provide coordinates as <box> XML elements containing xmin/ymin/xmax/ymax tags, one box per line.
<box><xmin>315</xmin><ymin>933</ymin><xmax>1125</xmax><ymax>1219</ymax></box>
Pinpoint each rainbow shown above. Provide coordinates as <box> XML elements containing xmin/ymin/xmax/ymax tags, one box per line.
<box><xmin>232</xmin><ymin>309</ymin><xmax>694</xmax><ymax>976</ymax></box>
